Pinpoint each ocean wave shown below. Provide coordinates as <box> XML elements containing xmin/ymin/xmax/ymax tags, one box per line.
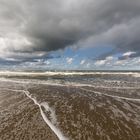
<box><xmin>0</xmin><ymin>71</ymin><xmax>140</xmax><ymax>77</ymax></box>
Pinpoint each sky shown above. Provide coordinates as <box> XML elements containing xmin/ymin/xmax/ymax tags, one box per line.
<box><xmin>0</xmin><ymin>0</ymin><xmax>140</xmax><ymax>70</ymax></box>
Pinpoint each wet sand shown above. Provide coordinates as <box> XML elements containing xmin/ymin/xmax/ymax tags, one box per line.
<box><xmin>0</xmin><ymin>89</ymin><xmax>58</xmax><ymax>140</ymax></box>
<box><xmin>28</xmin><ymin>85</ymin><xmax>140</xmax><ymax>140</ymax></box>
<box><xmin>0</xmin><ymin>72</ymin><xmax>140</xmax><ymax>140</ymax></box>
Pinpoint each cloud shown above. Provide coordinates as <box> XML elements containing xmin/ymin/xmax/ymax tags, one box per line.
<box><xmin>94</xmin><ymin>56</ymin><xmax>114</xmax><ymax>66</ymax></box>
<box><xmin>45</xmin><ymin>60</ymin><xmax>51</xmax><ymax>65</ymax></box>
<box><xmin>82</xmin><ymin>17</ymin><xmax>140</xmax><ymax>59</ymax></box>
<box><xmin>66</xmin><ymin>57</ymin><xmax>73</xmax><ymax>64</ymax></box>
<box><xmin>80</xmin><ymin>60</ymin><xmax>86</xmax><ymax>65</ymax></box>
<box><xmin>123</xmin><ymin>51</ymin><xmax>136</xmax><ymax>56</ymax></box>
<box><xmin>93</xmin><ymin>54</ymin><xmax>140</xmax><ymax>70</ymax></box>
<box><xmin>118</xmin><ymin>51</ymin><xmax>136</xmax><ymax>60</ymax></box>
<box><xmin>0</xmin><ymin>0</ymin><xmax>140</xmax><ymax>63</ymax></box>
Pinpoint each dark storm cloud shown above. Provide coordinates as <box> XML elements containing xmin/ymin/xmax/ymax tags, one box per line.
<box><xmin>0</xmin><ymin>0</ymin><xmax>140</xmax><ymax>61</ymax></box>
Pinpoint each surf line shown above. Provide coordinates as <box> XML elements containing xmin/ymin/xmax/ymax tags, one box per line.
<box><xmin>4</xmin><ymin>88</ymin><xmax>68</xmax><ymax>140</ymax></box>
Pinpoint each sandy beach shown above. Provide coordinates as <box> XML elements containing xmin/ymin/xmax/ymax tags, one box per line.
<box><xmin>0</xmin><ymin>72</ymin><xmax>140</xmax><ymax>140</ymax></box>
<box><xmin>0</xmin><ymin>88</ymin><xmax>58</xmax><ymax>140</ymax></box>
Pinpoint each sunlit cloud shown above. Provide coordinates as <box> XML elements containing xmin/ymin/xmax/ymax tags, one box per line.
<box><xmin>66</xmin><ymin>57</ymin><xmax>73</xmax><ymax>64</ymax></box>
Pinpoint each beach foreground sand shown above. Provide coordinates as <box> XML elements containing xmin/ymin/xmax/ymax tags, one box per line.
<box><xmin>0</xmin><ymin>88</ymin><xmax>58</xmax><ymax>140</ymax></box>
<box><xmin>0</xmin><ymin>72</ymin><xmax>140</xmax><ymax>140</ymax></box>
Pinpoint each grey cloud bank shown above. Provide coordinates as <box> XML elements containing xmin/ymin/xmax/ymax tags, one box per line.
<box><xmin>0</xmin><ymin>0</ymin><xmax>140</xmax><ymax>62</ymax></box>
